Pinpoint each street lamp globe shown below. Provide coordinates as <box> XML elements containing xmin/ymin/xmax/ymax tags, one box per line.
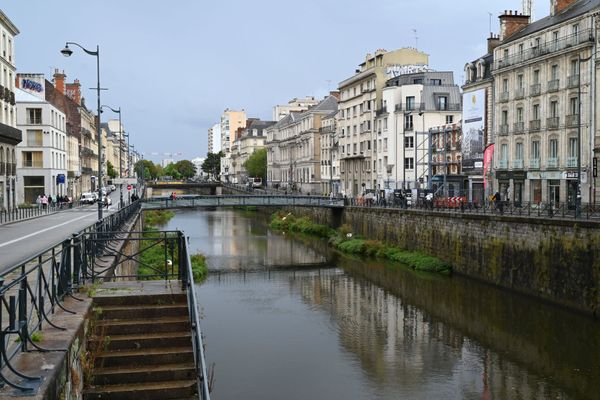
<box><xmin>60</xmin><ymin>44</ymin><xmax>73</xmax><ymax>57</ymax></box>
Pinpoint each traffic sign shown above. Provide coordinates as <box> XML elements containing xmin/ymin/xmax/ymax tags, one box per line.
<box><xmin>127</xmin><ymin>184</ymin><xmax>132</xmax><ymax>191</ymax></box>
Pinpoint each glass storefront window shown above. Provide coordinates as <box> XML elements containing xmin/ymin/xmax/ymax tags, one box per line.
<box><xmin>548</xmin><ymin>180</ymin><xmax>560</xmax><ymax>204</ymax></box>
<box><xmin>531</xmin><ymin>180</ymin><xmax>542</xmax><ymax>204</ymax></box>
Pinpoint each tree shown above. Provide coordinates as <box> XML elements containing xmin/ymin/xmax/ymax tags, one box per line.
<box><xmin>106</xmin><ymin>161</ymin><xmax>118</xmax><ymax>179</ymax></box>
<box><xmin>243</xmin><ymin>148</ymin><xmax>267</xmax><ymax>181</ymax></box>
<box><xmin>134</xmin><ymin>160</ymin><xmax>158</xmax><ymax>180</ymax></box>
<box><xmin>174</xmin><ymin>160</ymin><xmax>197</xmax><ymax>179</ymax></box>
<box><xmin>202</xmin><ymin>152</ymin><xmax>223</xmax><ymax>180</ymax></box>
<box><xmin>164</xmin><ymin>163</ymin><xmax>182</xmax><ymax>179</ymax></box>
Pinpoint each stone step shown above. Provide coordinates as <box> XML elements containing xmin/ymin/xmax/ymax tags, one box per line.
<box><xmin>95</xmin><ymin>347</ymin><xmax>194</xmax><ymax>368</ymax></box>
<box><xmin>93</xmin><ymin>362</ymin><xmax>196</xmax><ymax>385</ymax></box>
<box><xmin>94</xmin><ymin>303</ymin><xmax>189</xmax><ymax>320</ymax></box>
<box><xmin>93</xmin><ymin>316</ymin><xmax>190</xmax><ymax>336</ymax></box>
<box><xmin>93</xmin><ymin>293</ymin><xmax>187</xmax><ymax>307</ymax></box>
<box><xmin>84</xmin><ymin>379</ymin><xmax>197</xmax><ymax>400</ymax></box>
<box><xmin>89</xmin><ymin>331</ymin><xmax>192</xmax><ymax>351</ymax></box>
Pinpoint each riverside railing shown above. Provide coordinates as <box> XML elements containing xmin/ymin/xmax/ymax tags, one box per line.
<box><xmin>0</xmin><ymin>199</ymin><xmax>141</xmax><ymax>394</ymax></box>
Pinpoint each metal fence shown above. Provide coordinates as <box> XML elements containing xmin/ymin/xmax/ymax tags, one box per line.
<box><xmin>0</xmin><ymin>201</ymin><xmax>86</xmax><ymax>225</ymax></box>
<box><xmin>143</xmin><ymin>194</ymin><xmax>345</xmax><ymax>209</ymax></box>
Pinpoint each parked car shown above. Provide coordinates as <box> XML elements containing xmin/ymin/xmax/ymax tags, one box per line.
<box><xmin>81</xmin><ymin>193</ymin><xmax>96</xmax><ymax>204</ymax></box>
<box><xmin>109</xmin><ymin>184</ymin><xmax>117</xmax><ymax>192</ymax></box>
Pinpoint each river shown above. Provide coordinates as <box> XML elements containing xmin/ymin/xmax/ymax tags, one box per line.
<box><xmin>161</xmin><ymin>209</ymin><xmax>600</xmax><ymax>400</ymax></box>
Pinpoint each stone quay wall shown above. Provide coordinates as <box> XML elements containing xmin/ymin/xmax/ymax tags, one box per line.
<box><xmin>284</xmin><ymin>206</ymin><xmax>600</xmax><ymax>317</ymax></box>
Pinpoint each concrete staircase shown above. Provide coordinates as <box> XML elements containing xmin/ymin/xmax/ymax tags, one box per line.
<box><xmin>85</xmin><ymin>292</ymin><xmax>197</xmax><ymax>400</ymax></box>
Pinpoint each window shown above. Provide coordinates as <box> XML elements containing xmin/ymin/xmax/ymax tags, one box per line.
<box><xmin>431</xmin><ymin>79</ymin><xmax>442</xmax><ymax>86</ymax></box>
<box><xmin>383</xmin><ymin>138</ymin><xmax>388</xmax><ymax>151</ymax></box>
<box><xmin>404</xmin><ymin>136</ymin><xmax>414</xmax><ymax>148</ymax></box>
<box><xmin>27</xmin><ymin>108</ymin><xmax>42</xmax><ymax>124</ymax></box>
<box><xmin>549</xmin><ymin>139</ymin><xmax>558</xmax><ymax>158</ymax></box>
<box><xmin>437</xmin><ymin>96</ymin><xmax>448</xmax><ymax>111</ymax></box>
<box><xmin>503</xmin><ymin>49</ymin><xmax>509</xmax><ymax>60</ymax></box>
<box><xmin>531</xmin><ymin>140</ymin><xmax>540</xmax><ymax>159</ymax></box>
<box><xmin>517</xmin><ymin>107</ymin><xmax>523</xmax><ymax>122</ymax></box>
<box><xmin>27</xmin><ymin>130</ymin><xmax>43</xmax><ymax>146</ymax></box>
<box><xmin>551</xmin><ymin>65</ymin><xmax>558</xmax><ymax>80</ymax></box>
<box><xmin>502</xmin><ymin>78</ymin><xmax>508</xmax><ymax>92</ymax></box>
<box><xmin>404</xmin><ymin>157</ymin><xmax>414</xmax><ymax>169</ymax></box>
<box><xmin>501</xmin><ymin>110</ymin><xmax>508</xmax><ymax>125</ymax></box>
<box><xmin>501</xmin><ymin>143</ymin><xmax>508</xmax><ymax>161</ymax></box>
<box><xmin>517</xmin><ymin>74</ymin><xmax>524</xmax><ymax>89</ymax></box>
<box><xmin>446</xmin><ymin>115</ymin><xmax>454</xmax><ymax>124</ymax></box>
<box><xmin>533</xmin><ymin>104</ymin><xmax>540</xmax><ymax>120</ymax></box>
<box><xmin>405</xmin><ymin>114</ymin><xmax>413</xmax><ymax>130</ymax></box>
<box><xmin>383</xmin><ymin>118</ymin><xmax>388</xmax><ymax>131</ymax></box>
<box><xmin>568</xmin><ymin>137</ymin><xmax>578</xmax><ymax>158</ymax></box>
<box><xmin>516</xmin><ymin>142</ymin><xmax>523</xmax><ymax>160</ymax></box>
<box><xmin>533</xmin><ymin>69</ymin><xmax>540</xmax><ymax>84</ymax></box>
<box><xmin>353</xmin><ymin>143</ymin><xmax>357</xmax><ymax>155</ymax></box>
<box><xmin>518</xmin><ymin>43</ymin><xmax>524</xmax><ymax>55</ymax></box>
<box><xmin>406</xmin><ymin>96</ymin><xmax>415</xmax><ymax>111</ymax></box>
<box><xmin>571</xmin><ymin>59</ymin><xmax>579</xmax><ymax>76</ymax></box>
<box><xmin>550</xmin><ymin>101</ymin><xmax>558</xmax><ymax>117</ymax></box>
<box><xmin>413</xmin><ymin>78</ymin><xmax>423</xmax><ymax>84</ymax></box>
<box><xmin>570</xmin><ymin>97</ymin><xmax>579</xmax><ymax>115</ymax></box>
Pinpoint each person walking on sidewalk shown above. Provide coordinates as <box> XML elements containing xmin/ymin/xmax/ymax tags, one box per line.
<box><xmin>41</xmin><ymin>194</ymin><xmax>48</xmax><ymax>210</ymax></box>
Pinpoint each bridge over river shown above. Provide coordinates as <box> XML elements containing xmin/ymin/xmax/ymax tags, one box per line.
<box><xmin>142</xmin><ymin>195</ymin><xmax>344</xmax><ymax>209</ymax></box>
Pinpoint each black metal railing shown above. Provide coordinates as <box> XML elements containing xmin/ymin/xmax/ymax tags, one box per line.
<box><xmin>0</xmin><ymin>201</ymin><xmax>85</xmax><ymax>225</ymax></box>
<box><xmin>143</xmin><ymin>194</ymin><xmax>345</xmax><ymax>209</ymax></box>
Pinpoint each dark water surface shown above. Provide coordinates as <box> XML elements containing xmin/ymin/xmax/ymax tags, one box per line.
<box><xmin>162</xmin><ymin>209</ymin><xmax>600</xmax><ymax>400</ymax></box>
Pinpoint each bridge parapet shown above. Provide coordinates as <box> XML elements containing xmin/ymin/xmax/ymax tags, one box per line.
<box><xmin>142</xmin><ymin>195</ymin><xmax>344</xmax><ymax>209</ymax></box>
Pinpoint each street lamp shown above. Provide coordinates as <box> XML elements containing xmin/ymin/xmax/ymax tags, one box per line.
<box><xmin>61</xmin><ymin>41</ymin><xmax>104</xmax><ymax>220</ymax></box>
<box><xmin>101</xmin><ymin>105</ymin><xmax>123</xmax><ymax>178</ymax></box>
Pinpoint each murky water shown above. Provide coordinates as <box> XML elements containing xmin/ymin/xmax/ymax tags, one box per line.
<box><xmin>162</xmin><ymin>209</ymin><xmax>600</xmax><ymax>400</ymax></box>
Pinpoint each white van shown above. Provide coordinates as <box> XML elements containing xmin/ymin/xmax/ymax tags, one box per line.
<box><xmin>81</xmin><ymin>193</ymin><xmax>96</xmax><ymax>204</ymax></box>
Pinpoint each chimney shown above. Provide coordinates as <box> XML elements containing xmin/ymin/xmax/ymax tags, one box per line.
<box><xmin>499</xmin><ymin>10</ymin><xmax>530</xmax><ymax>41</ymax></box>
<box><xmin>53</xmin><ymin>69</ymin><xmax>66</xmax><ymax>94</ymax></box>
<box><xmin>551</xmin><ymin>0</ymin><xmax>577</xmax><ymax>16</ymax></box>
<box><xmin>487</xmin><ymin>34</ymin><xmax>501</xmax><ymax>54</ymax></box>
<box><xmin>66</xmin><ymin>79</ymin><xmax>82</xmax><ymax>105</ymax></box>
<box><xmin>329</xmin><ymin>90</ymin><xmax>340</xmax><ymax>100</ymax></box>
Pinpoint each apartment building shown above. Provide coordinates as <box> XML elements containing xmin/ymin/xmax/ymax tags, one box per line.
<box><xmin>272</xmin><ymin>96</ymin><xmax>319</xmax><ymax>121</ymax></box>
<box><xmin>337</xmin><ymin>48</ymin><xmax>429</xmax><ymax>196</ymax></box>
<box><xmin>220</xmin><ymin>109</ymin><xmax>246</xmax><ymax>182</ymax></box>
<box><xmin>208</xmin><ymin>122</ymin><xmax>221</xmax><ymax>154</ymax></box>
<box><xmin>0</xmin><ymin>10</ymin><xmax>19</xmax><ymax>210</ymax></box>
<box><xmin>319</xmin><ymin>110</ymin><xmax>339</xmax><ymax>195</ymax></box>
<box><xmin>374</xmin><ymin>71</ymin><xmax>462</xmax><ymax>192</ymax></box>
<box><xmin>230</xmin><ymin>119</ymin><xmax>275</xmax><ymax>183</ymax></box>
<box><xmin>491</xmin><ymin>1</ymin><xmax>599</xmax><ymax>206</ymax></box>
<box><xmin>15</xmin><ymin>82</ymin><xmax>67</xmax><ymax>203</ymax></box>
<box><xmin>266</xmin><ymin>94</ymin><xmax>338</xmax><ymax>194</ymax></box>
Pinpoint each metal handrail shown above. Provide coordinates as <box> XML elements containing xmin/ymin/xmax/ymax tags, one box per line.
<box><xmin>179</xmin><ymin>231</ymin><xmax>211</xmax><ymax>400</ymax></box>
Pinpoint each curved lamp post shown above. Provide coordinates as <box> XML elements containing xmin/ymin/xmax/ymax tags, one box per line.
<box><xmin>61</xmin><ymin>42</ymin><xmax>104</xmax><ymax>220</ymax></box>
<box><xmin>101</xmin><ymin>105</ymin><xmax>124</xmax><ymax>179</ymax></box>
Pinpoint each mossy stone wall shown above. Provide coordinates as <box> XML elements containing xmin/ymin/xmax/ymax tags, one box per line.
<box><xmin>286</xmin><ymin>206</ymin><xmax>600</xmax><ymax>316</ymax></box>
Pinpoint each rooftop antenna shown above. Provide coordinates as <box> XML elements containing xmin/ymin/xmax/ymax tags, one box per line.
<box><xmin>412</xmin><ymin>29</ymin><xmax>418</xmax><ymax>49</ymax></box>
<box><xmin>488</xmin><ymin>12</ymin><xmax>493</xmax><ymax>35</ymax></box>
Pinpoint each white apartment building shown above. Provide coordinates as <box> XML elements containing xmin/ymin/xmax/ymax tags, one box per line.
<box><xmin>267</xmin><ymin>95</ymin><xmax>338</xmax><ymax>194</ymax></box>
<box><xmin>208</xmin><ymin>123</ymin><xmax>221</xmax><ymax>154</ymax></box>
<box><xmin>230</xmin><ymin>119</ymin><xmax>274</xmax><ymax>183</ymax></box>
<box><xmin>319</xmin><ymin>111</ymin><xmax>339</xmax><ymax>195</ymax></box>
<box><xmin>375</xmin><ymin>72</ymin><xmax>462</xmax><ymax>191</ymax></box>
<box><xmin>491</xmin><ymin>1</ymin><xmax>599</xmax><ymax>206</ymax></box>
<box><xmin>0</xmin><ymin>10</ymin><xmax>19</xmax><ymax>210</ymax></box>
<box><xmin>337</xmin><ymin>48</ymin><xmax>429</xmax><ymax>197</ymax></box>
<box><xmin>219</xmin><ymin>109</ymin><xmax>246</xmax><ymax>182</ymax></box>
<box><xmin>15</xmin><ymin>85</ymin><xmax>68</xmax><ymax>203</ymax></box>
<box><xmin>272</xmin><ymin>96</ymin><xmax>319</xmax><ymax>121</ymax></box>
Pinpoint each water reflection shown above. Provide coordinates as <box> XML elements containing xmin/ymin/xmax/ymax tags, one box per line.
<box><xmin>162</xmin><ymin>210</ymin><xmax>599</xmax><ymax>400</ymax></box>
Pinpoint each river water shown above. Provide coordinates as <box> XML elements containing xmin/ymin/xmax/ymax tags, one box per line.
<box><xmin>162</xmin><ymin>209</ymin><xmax>600</xmax><ymax>400</ymax></box>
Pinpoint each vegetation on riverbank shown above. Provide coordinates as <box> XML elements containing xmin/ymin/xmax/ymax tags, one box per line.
<box><xmin>139</xmin><ymin>210</ymin><xmax>208</xmax><ymax>281</ymax></box>
<box><xmin>270</xmin><ymin>212</ymin><xmax>451</xmax><ymax>274</ymax></box>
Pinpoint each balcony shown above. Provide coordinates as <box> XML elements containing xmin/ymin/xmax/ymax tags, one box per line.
<box><xmin>512</xmin><ymin>159</ymin><xmax>524</xmax><ymax>169</ymax></box>
<box><xmin>498</xmin><ymin>124</ymin><xmax>509</xmax><ymax>136</ymax></box>
<box><xmin>436</xmin><ymin>103</ymin><xmax>462</xmax><ymax>111</ymax></box>
<box><xmin>529</xmin><ymin>120</ymin><xmax>541</xmax><ymax>132</ymax></box>
<box><xmin>375</xmin><ymin>106</ymin><xmax>388</xmax><ymax>116</ymax></box>
<box><xmin>81</xmin><ymin>167</ymin><xmax>93</xmax><ymax>175</ymax></box>
<box><xmin>0</xmin><ymin>121</ymin><xmax>21</xmax><ymax>145</ymax></box>
<box><xmin>499</xmin><ymin>92</ymin><xmax>509</xmax><ymax>102</ymax></box>
<box><xmin>395</xmin><ymin>103</ymin><xmax>424</xmax><ymax>112</ymax></box>
<box><xmin>566</xmin><ymin>114</ymin><xmax>579</xmax><ymax>128</ymax></box>
<box><xmin>492</xmin><ymin>29</ymin><xmax>594</xmax><ymax>70</ymax></box>
<box><xmin>530</xmin><ymin>83</ymin><xmax>541</xmax><ymax>96</ymax></box>
<box><xmin>567</xmin><ymin>157</ymin><xmax>578</xmax><ymax>168</ymax></box>
<box><xmin>498</xmin><ymin>160</ymin><xmax>509</xmax><ymax>169</ymax></box>
<box><xmin>548</xmin><ymin>79</ymin><xmax>560</xmax><ymax>92</ymax></box>
<box><xmin>568</xmin><ymin>75</ymin><xmax>580</xmax><ymax>88</ymax></box>
<box><xmin>515</xmin><ymin>87</ymin><xmax>525</xmax><ymax>99</ymax></box>
<box><xmin>514</xmin><ymin>122</ymin><xmax>525</xmax><ymax>134</ymax></box>
<box><xmin>547</xmin><ymin>117</ymin><xmax>559</xmax><ymax>130</ymax></box>
<box><xmin>22</xmin><ymin>160</ymin><xmax>43</xmax><ymax>168</ymax></box>
<box><xmin>529</xmin><ymin>158</ymin><xmax>540</xmax><ymax>169</ymax></box>
<box><xmin>547</xmin><ymin>157</ymin><xmax>559</xmax><ymax>169</ymax></box>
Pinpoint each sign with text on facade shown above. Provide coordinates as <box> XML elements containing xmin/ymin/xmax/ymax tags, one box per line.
<box><xmin>385</xmin><ymin>64</ymin><xmax>430</xmax><ymax>77</ymax></box>
<box><xmin>462</xmin><ymin>89</ymin><xmax>485</xmax><ymax>176</ymax></box>
<box><xmin>483</xmin><ymin>144</ymin><xmax>494</xmax><ymax>189</ymax></box>
<box><xmin>19</xmin><ymin>74</ymin><xmax>45</xmax><ymax>99</ymax></box>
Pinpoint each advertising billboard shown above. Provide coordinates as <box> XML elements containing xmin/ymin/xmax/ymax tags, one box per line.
<box><xmin>462</xmin><ymin>89</ymin><xmax>485</xmax><ymax>175</ymax></box>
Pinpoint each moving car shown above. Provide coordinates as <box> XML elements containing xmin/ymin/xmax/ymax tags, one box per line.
<box><xmin>81</xmin><ymin>193</ymin><xmax>96</xmax><ymax>204</ymax></box>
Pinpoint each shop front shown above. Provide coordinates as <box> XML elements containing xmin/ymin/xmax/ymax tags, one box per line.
<box><xmin>496</xmin><ymin>170</ymin><xmax>526</xmax><ymax>203</ymax></box>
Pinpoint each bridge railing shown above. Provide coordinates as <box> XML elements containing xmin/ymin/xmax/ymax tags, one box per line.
<box><xmin>142</xmin><ymin>195</ymin><xmax>345</xmax><ymax>209</ymax></box>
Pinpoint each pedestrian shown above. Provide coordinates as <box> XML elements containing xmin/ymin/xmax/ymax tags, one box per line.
<box><xmin>41</xmin><ymin>194</ymin><xmax>48</xmax><ymax>210</ymax></box>
<box><xmin>36</xmin><ymin>195</ymin><xmax>42</xmax><ymax>209</ymax></box>
<box><xmin>104</xmin><ymin>196</ymin><xmax>109</xmax><ymax>209</ymax></box>
<box><xmin>493</xmin><ymin>191</ymin><xmax>503</xmax><ymax>214</ymax></box>
<box><xmin>47</xmin><ymin>195</ymin><xmax>53</xmax><ymax>209</ymax></box>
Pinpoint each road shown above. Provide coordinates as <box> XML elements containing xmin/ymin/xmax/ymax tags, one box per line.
<box><xmin>0</xmin><ymin>190</ymin><xmax>123</xmax><ymax>273</ymax></box>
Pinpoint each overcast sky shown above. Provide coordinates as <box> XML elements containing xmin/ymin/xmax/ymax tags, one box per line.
<box><xmin>3</xmin><ymin>0</ymin><xmax>549</xmax><ymax>162</ymax></box>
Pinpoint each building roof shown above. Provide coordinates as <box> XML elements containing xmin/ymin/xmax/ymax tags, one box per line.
<box><xmin>15</xmin><ymin>88</ymin><xmax>45</xmax><ymax>103</ymax></box>
<box><xmin>0</xmin><ymin>10</ymin><xmax>19</xmax><ymax>35</ymax></box>
<box><xmin>503</xmin><ymin>0</ymin><xmax>600</xmax><ymax>43</ymax></box>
